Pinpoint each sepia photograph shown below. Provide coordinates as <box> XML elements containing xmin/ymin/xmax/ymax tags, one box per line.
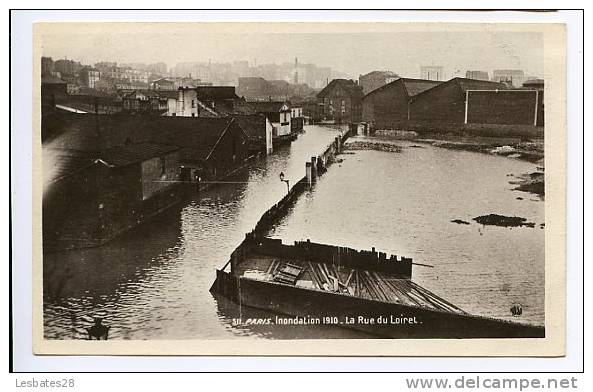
<box><xmin>31</xmin><ymin>21</ymin><xmax>566</xmax><ymax>356</ymax></box>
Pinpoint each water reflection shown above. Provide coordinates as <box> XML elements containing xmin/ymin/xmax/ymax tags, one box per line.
<box><xmin>43</xmin><ymin>125</ymin><xmax>344</xmax><ymax>339</ymax></box>
<box><xmin>269</xmin><ymin>137</ymin><xmax>544</xmax><ymax>326</ymax></box>
<box><xmin>43</xmin><ymin>128</ymin><xmax>544</xmax><ymax>340</ymax></box>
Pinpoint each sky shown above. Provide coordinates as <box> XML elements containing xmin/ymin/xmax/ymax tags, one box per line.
<box><xmin>40</xmin><ymin>25</ymin><xmax>544</xmax><ymax>79</ymax></box>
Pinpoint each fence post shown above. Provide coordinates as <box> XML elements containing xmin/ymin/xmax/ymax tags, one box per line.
<box><xmin>306</xmin><ymin>161</ymin><xmax>313</xmax><ymax>186</ymax></box>
<box><xmin>464</xmin><ymin>90</ymin><xmax>469</xmax><ymax>124</ymax></box>
<box><xmin>533</xmin><ymin>90</ymin><xmax>539</xmax><ymax>126</ymax></box>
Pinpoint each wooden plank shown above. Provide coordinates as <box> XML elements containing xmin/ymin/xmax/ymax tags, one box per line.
<box><xmin>411</xmin><ymin>283</ymin><xmax>465</xmax><ymax>313</ymax></box>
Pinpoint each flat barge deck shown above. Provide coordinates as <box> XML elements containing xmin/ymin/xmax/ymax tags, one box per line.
<box><xmin>210</xmin><ymin>235</ymin><xmax>545</xmax><ymax>339</ymax></box>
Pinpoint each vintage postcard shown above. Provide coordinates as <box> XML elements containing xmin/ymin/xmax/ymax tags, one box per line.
<box><xmin>33</xmin><ymin>21</ymin><xmax>566</xmax><ymax>356</ymax></box>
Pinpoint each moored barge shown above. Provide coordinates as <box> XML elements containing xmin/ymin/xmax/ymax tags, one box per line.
<box><xmin>210</xmin><ymin>234</ymin><xmax>545</xmax><ymax>338</ymax></box>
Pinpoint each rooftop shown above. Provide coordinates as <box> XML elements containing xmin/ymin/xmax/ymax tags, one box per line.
<box><xmin>363</xmin><ymin>77</ymin><xmax>442</xmax><ymax>99</ymax></box>
<box><xmin>233</xmin><ymin>114</ymin><xmax>268</xmax><ymax>139</ymax></box>
<box><xmin>44</xmin><ymin>142</ymin><xmax>180</xmax><ymax>184</ymax></box>
<box><xmin>247</xmin><ymin>101</ymin><xmax>290</xmax><ymax>113</ymax></box>
<box><xmin>42</xmin><ymin>113</ymin><xmax>243</xmax><ymax>163</ymax></box>
<box><xmin>317</xmin><ymin>79</ymin><xmax>364</xmax><ymax>99</ymax></box>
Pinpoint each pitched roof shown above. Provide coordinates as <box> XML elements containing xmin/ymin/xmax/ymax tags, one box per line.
<box><xmin>360</xmin><ymin>70</ymin><xmax>399</xmax><ymax>78</ymax></box>
<box><xmin>401</xmin><ymin>78</ymin><xmax>443</xmax><ymax>96</ymax></box>
<box><xmin>247</xmin><ymin>101</ymin><xmax>289</xmax><ymax>113</ymax></box>
<box><xmin>183</xmin><ymin>86</ymin><xmax>238</xmax><ymax>100</ymax></box>
<box><xmin>44</xmin><ymin>143</ymin><xmax>180</xmax><ymax>184</ymax></box>
<box><xmin>233</xmin><ymin>114</ymin><xmax>268</xmax><ymax>139</ymax></box>
<box><xmin>99</xmin><ymin>143</ymin><xmax>180</xmax><ymax>167</ymax></box>
<box><xmin>454</xmin><ymin>78</ymin><xmax>507</xmax><ymax>92</ymax></box>
<box><xmin>411</xmin><ymin>77</ymin><xmax>508</xmax><ymax>100</ymax></box>
<box><xmin>44</xmin><ymin>149</ymin><xmax>96</xmax><ymax>184</ymax></box>
<box><xmin>317</xmin><ymin>79</ymin><xmax>364</xmax><ymax>99</ymax></box>
<box><xmin>363</xmin><ymin>77</ymin><xmax>441</xmax><ymax>99</ymax></box>
<box><xmin>42</xmin><ymin>113</ymin><xmax>243</xmax><ymax>163</ymax></box>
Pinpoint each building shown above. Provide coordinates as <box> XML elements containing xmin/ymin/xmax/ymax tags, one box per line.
<box><xmin>409</xmin><ymin>77</ymin><xmax>507</xmax><ymax>125</ymax></box>
<box><xmin>358</xmin><ymin>71</ymin><xmax>399</xmax><ymax>94</ymax></box>
<box><xmin>465</xmin><ymin>71</ymin><xmax>489</xmax><ymax>81</ymax></box>
<box><xmin>316</xmin><ymin>79</ymin><xmax>364</xmax><ymax>123</ymax></box>
<box><xmin>46</xmin><ymin>93</ymin><xmax>123</xmax><ymax>115</ymax></box>
<box><xmin>420</xmin><ymin>66</ymin><xmax>444</xmax><ymax>81</ymax></box>
<box><xmin>290</xmin><ymin>104</ymin><xmax>305</xmax><ymax>133</ymax></box>
<box><xmin>465</xmin><ymin>89</ymin><xmax>544</xmax><ymax>127</ymax></box>
<box><xmin>523</xmin><ymin>78</ymin><xmax>544</xmax><ymax>90</ymax></box>
<box><xmin>79</xmin><ymin>67</ymin><xmax>100</xmax><ymax>88</ymax></box>
<box><xmin>361</xmin><ymin>78</ymin><xmax>442</xmax><ymax>129</ymax></box>
<box><xmin>234</xmin><ymin>114</ymin><xmax>274</xmax><ymax>155</ymax></box>
<box><xmin>121</xmin><ymin>90</ymin><xmax>168</xmax><ymax>113</ymax></box>
<box><xmin>41</xmin><ymin>75</ymin><xmax>68</xmax><ymax>101</ymax></box>
<box><xmin>247</xmin><ymin>101</ymin><xmax>292</xmax><ymax>142</ymax></box>
<box><xmin>43</xmin><ymin>142</ymin><xmax>182</xmax><ymax>250</ymax></box>
<box><xmin>54</xmin><ymin>59</ymin><xmax>83</xmax><ymax>76</ymax></box>
<box><xmin>155</xmin><ymin>90</ymin><xmax>180</xmax><ymax>116</ymax></box>
<box><xmin>153</xmin><ymin>117</ymin><xmax>251</xmax><ymax>180</ymax></box>
<box><xmin>491</xmin><ymin>69</ymin><xmax>526</xmax><ymax>88</ymax></box>
<box><xmin>238</xmin><ymin>77</ymin><xmax>317</xmax><ymax>101</ymax></box>
<box><xmin>41</xmin><ymin>57</ymin><xmax>54</xmax><ymax>76</ymax></box>
<box><xmin>43</xmin><ymin>113</ymin><xmax>252</xmax><ymax>181</ymax></box>
<box><xmin>237</xmin><ymin>77</ymin><xmax>269</xmax><ymax>99</ymax></box>
<box><xmin>176</xmin><ymin>86</ymin><xmax>240</xmax><ymax>117</ymax></box>
<box><xmin>150</xmin><ymin>78</ymin><xmax>176</xmax><ymax>91</ymax></box>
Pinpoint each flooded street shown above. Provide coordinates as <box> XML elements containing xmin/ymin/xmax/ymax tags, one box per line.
<box><xmin>43</xmin><ymin>128</ymin><xmax>544</xmax><ymax>340</ymax></box>
<box><xmin>270</xmin><ymin>136</ymin><xmax>545</xmax><ymax>325</ymax></box>
<box><xmin>43</xmin><ymin>125</ymin><xmax>353</xmax><ymax>339</ymax></box>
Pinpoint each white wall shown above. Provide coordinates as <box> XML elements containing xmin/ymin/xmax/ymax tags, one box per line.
<box><xmin>265</xmin><ymin>117</ymin><xmax>273</xmax><ymax>154</ymax></box>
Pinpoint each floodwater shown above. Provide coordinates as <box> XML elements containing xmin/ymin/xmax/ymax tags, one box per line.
<box><xmin>270</xmin><ymin>136</ymin><xmax>544</xmax><ymax>325</ymax></box>
<box><xmin>43</xmin><ymin>128</ymin><xmax>544</xmax><ymax>340</ymax></box>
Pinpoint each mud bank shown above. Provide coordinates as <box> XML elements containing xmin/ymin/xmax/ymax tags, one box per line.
<box><xmin>344</xmin><ymin>140</ymin><xmax>403</xmax><ymax>153</ymax></box>
<box><xmin>419</xmin><ymin>139</ymin><xmax>544</xmax><ymax>163</ymax></box>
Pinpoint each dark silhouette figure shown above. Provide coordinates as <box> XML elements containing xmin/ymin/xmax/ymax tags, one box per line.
<box><xmin>87</xmin><ymin>318</ymin><xmax>110</xmax><ymax>340</ymax></box>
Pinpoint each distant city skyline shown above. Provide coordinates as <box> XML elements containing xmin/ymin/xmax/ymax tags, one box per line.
<box><xmin>40</xmin><ymin>25</ymin><xmax>544</xmax><ymax>81</ymax></box>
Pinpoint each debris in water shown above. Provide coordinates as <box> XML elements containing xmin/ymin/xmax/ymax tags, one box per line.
<box><xmin>344</xmin><ymin>141</ymin><xmax>403</xmax><ymax>153</ymax></box>
<box><xmin>451</xmin><ymin>219</ymin><xmax>470</xmax><ymax>225</ymax></box>
<box><xmin>473</xmin><ymin>214</ymin><xmax>535</xmax><ymax>228</ymax></box>
<box><xmin>511</xmin><ymin>171</ymin><xmax>544</xmax><ymax>197</ymax></box>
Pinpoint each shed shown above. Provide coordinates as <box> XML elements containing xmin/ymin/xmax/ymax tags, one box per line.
<box><xmin>409</xmin><ymin>78</ymin><xmax>507</xmax><ymax>125</ymax></box>
<box><xmin>362</xmin><ymin>78</ymin><xmax>441</xmax><ymax>128</ymax></box>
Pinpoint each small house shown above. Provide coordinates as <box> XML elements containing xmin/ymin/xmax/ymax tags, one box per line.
<box><xmin>317</xmin><ymin>79</ymin><xmax>364</xmax><ymax>124</ymax></box>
